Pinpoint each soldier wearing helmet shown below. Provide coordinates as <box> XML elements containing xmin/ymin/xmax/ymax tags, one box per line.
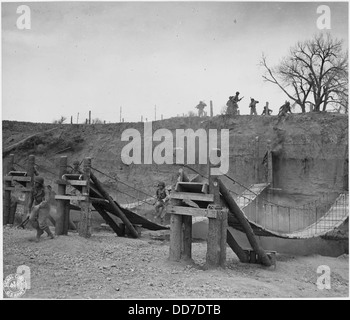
<box><xmin>27</xmin><ymin>176</ymin><xmax>54</xmax><ymax>242</ymax></box>
<box><xmin>154</xmin><ymin>181</ymin><xmax>170</xmax><ymax>224</ymax></box>
<box><xmin>69</xmin><ymin>160</ymin><xmax>82</xmax><ymax>174</ymax></box>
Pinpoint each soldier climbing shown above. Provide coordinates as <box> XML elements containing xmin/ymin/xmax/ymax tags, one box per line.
<box><xmin>261</xmin><ymin>102</ymin><xmax>272</xmax><ymax>115</ymax></box>
<box><xmin>154</xmin><ymin>181</ymin><xmax>170</xmax><ymax>224</ymax></box>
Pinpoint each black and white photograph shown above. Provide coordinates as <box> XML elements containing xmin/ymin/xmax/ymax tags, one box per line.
<box><xmin>1</xmin><ymin>1</ymin><xmax>349</xmax><ymax>303</ymax></box>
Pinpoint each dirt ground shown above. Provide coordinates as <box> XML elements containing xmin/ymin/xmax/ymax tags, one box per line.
<box><xmin>3</xmin><ymin>226</ymin><xmax>349</xmax><ymax>299</ymax></box>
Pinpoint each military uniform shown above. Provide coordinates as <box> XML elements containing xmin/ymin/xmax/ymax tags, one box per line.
<box><xmin>28</xmin><ymin>177</ymin><xmax>54</xmax><ymax>242</ymax></box>
<box><xmin>154</xmin><ymin>182</ymin><xmax>170</xmax><ymax>223</ymax></box>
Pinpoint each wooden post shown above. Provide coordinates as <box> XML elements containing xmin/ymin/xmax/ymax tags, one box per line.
<box><xmin>3</xmin><ymin>154</ymin><xmax>15</xmax><ymax>225</ymax></box>
<box><xmin>182</xmin><ymin>215</ymin><xmax>192</xmax><ymax>260</ymax></box>
<box><xmin>218</xmin><ymin>178</ymin><xmax>272</xmax><ymax>266</ymax></box>
<box><xmin>89</xmin><ymin>110</ymin><xmax>91</xmax><ymax>124</ymax></box>
<box><xmin>169</xmin><ymin>213</ymin><xmax>183</xmax><ymax>261</ymax></box>
<box><xmin>89</xmin><ymin>171</ymin><xmax>139</xmax><ymax>238</ymax></box>
<box><xmin>206</xmin><ymin>175</ymin><xmax>227</xmax><ymax>268</ymax></box>
<box><xmin>79</xmin><ymin>157</ymin><xmax>92</xmax><ymax>238</ymax></box>
<box><xmin>70</xmin><ymin>116</ymin><xmax>73</xmax><ymax>124</ymax></box>
<box><xmin>206</xmin><ymin>148</ymin><xmax>227</xmax><ymax>268</ymax></box>
<box><xmin>56</xmin><ymin>156</ymin><xmax>67</xmax><ymax>235</ymax></box>
<box><xmin>23</xmin><ymin>155</ymin><xmax>35</xmax><ymax>220</ymax></box>
<box><xmin>210</xmin><ymin>101</ymin><xmax>213</xmax><ymax>117</ymax></box>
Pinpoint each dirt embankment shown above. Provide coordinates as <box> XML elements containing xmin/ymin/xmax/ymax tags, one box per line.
<box><xmin>2</xmin><ymin>112</ymin><xmax>348</xmax><ymax>233</ymax></box>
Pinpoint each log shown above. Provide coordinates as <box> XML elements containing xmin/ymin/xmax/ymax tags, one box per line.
<box><xmin>56</xmin><ymin>156</ymin><xmax>67</xmax><ymax>235</ymax></box>
<box><xmin>79</xmin><ymin>158</ymin><xmax>92</xmax><ymax>238</ymax></box>
<box><xmin>93</xmin><ymin>203</ymin><xmax>124</xmax><ymax>236</ymax></box>
<box><xmin>169</xmin><ymin>213</ymin><xmax>182</xmax><ymax>261</ymax></box>
<box><xmin>182</xmin><ymin>215</ymin><xmax>192</xmax><ymax>260</ymax></box>
<box><xmin>90</xmin><ymin>171</ymin><xmax>139</xmax><ymax>238</ymax></box>
<box><xmin>226</xmin><ymin>227</ymin><xmax>249</xmax><ymax>262</ymax></box>
<box><xmin>3</xmin><ymin>154</ymin><xmax>14</xmax><ymax>225</ymax></box>
<box><xmin>218</xmin><ymin>178</ymin><xmax>272</xmax><ymax>266</ymax></box>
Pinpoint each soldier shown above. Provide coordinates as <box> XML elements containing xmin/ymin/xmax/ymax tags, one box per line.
<box><xmin>154</xmin><ymin>181</ymin><xmax>170</xmax><ymax>224</ymax></box>
<box><xmin>231</xmin><ymin>91</ymin><xmax>243</xmax><ymax>115</ymax></box>
<box><xmin>26</xmin><ymin>176</ymin><xmax>54</xmax><ymax>242</ymax></box>
<box><xmin>262</xmin><ymin>102</ymin><xmax>272</xmax><ymax>115</ymax></box>
<box><xmin>195</xmin><ymin>101</ymin><xmax>207</xmax><ymax>117</ymax></box>
<box><xmin>68</xmin><ymin>160</ymin><xmax>82</xmax><ymax>174</ymax></box>
<box><xmin>278</xmin><ymin>101</ymin><xmax>292</xmax><ymax>116</ymax></box>
<box><xmin>249</xmin><ymin>98</ymin><xmax>259</xmax><ymax>115</ymax></box>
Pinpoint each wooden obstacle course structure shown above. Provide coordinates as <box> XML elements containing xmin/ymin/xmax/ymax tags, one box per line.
<box><xmin>55</xmin><ymin>156</ymin><xmax>141</xmax><ymax>238</ymax></box>
<box><xmin>168</xmin><ymin>168</ymin><xmax>228</xmax><ymax>268</ymax></box>
<box><xmin>3</xmin><ymin>154</ymin><xmax>35</xmax><ymax>225</ymax></box>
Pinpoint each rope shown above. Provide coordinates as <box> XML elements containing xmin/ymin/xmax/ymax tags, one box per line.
<box><xmin>90</xmin><ymin>166</ymin><xmax>157</xmax><ymax>204</ymax></box>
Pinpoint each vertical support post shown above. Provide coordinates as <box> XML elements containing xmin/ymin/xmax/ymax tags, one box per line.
<box><xmin>70</xmin><ymin>116</ymin><xmax>73</xmax><ymax>124</ymax></box>
<box><xmin>182</xmin><ymin>215</ymin><xmax>192</xmax><ymax>260</ymax></box>
<box><xmin>79</xmin><ymin>157</ymin><xmax>92</xmax><ymax>238</ymax></box>
<box><xmin>56</xmin><ymin>156</ymin><xmax>67</xmax><ymax>235</ymax></box>
<box><xmin>3</xmin><ymin>154</ymin><xmax>15</xmax><ymax>225</ymax></box>
<box><xmin>89</xmin><ymin>110</ymin><xmax>91</xmax><ymax>124</ymax></box>
<box><xmin>210</xmin><ymin>100</ymin><xmax>213</xmax><ymax>117</ymax></box>
<box><xmin>24</xmin><ymin>155</ymin><xmax>35</xmax><ymax>221</ymax></box>
<box><xmin>206</xmin><ymin>148</ymin><xmax>227</xmax><ymax>268</ymax></box>
<box><xmin>169</xmin><ymin>213</ymin><xmax>183</xmax><ymax>261</ymax></box>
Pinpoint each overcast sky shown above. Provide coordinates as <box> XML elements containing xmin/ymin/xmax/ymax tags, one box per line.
<box><xmin>1</xmin><ymin>1</ymin><xmax>348</xmax><ymax>123</ymax></box>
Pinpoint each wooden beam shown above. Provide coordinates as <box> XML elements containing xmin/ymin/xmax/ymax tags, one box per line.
<box><xmin>79</xmin><ymin>158</ymin><xmax>92</xmax><ymax>238</ymax></box>
<box><xmin>169</xmin><ymin>213</ymin><xmax>182</xmax><ymax>261</ymax></box>
<box><xmin>4</xmin><ymin>176</ymin><xmax>32</xmax><ymax>182</ymax></box>
<box><xmin>90</xmin><ymin>171</ymin><xmax>139</xmax><ymax>238</ymax></box>
<box><xmin>56</xmin><ymin>179</ymin><xmax>87</xmax><ymax>186</ymax></box>
<box><xmin>167</xmin><ymin>205</ymin><xmax>217</xmax><ymax>218</ymax></box>
<box><xmin>56</xmin><ymin>156</ymin><xmax>67</xmax><ymax>235</ymax></box>
<box><xmin>226</xmin><ymin>227</ymin><xmax>249</xmax><ymax>263</ymax></box>
<box><xmin>93</xmin><ymin>203</ymin><xmax>124</xmax><ymax>236</ymax></box>
<box><xmin>170</xmin><ymin>192</ymin><xmax>214</xmax><ymax>202</ymax></box>
<box><xmin>218</xmin><ymin>178</ymin><xmax>272</xmax><ymax>267</ymax></box>
<box><xmin>182</xmin><ymin>215</ymin><xmax>192</xmax><ymax>260</ymax></box>
<box><xmin>3</xmin><ymin>154</ymin><xmax>14</xmax><ymax>225</ymax></box>
<box><xmin>55</xmin><ymin>195</ymin><xmax>87</xmax><ymax>201</ymax></box>
<box><xmin>24</xmin><ymin>155</ymin><xmax>35</xmax><ymax>220</ymax></box>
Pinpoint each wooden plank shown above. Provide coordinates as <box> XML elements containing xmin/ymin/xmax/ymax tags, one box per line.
<box><xmin>167</xmin><ymin>205</ymin><xmax>217</xmax><ymax>218</ymax></box>
<box><xmin>4</xmin><ymin>187</ymin><xmax>32</xmax><ymax>192</ymax></box>
<box><xmin>170</xmin><ymin>192</ymin><xmax>214</xmax><ymax>202</ymax></box>
<box><xmin>55</xmin><ymin>195</ymin><xmax>88</xmax><ymax>201</ymax></box>
<box><xmin>56</xmin><ymin>179</ymin><xmax>87</xmax><ymax>186</ymax></box>
<box><xmin>4</xmin><ymin>176</ymin><xmax>31</xmax><ymax>182</ymax></box>
<box><xmin>175</xmin><ymin>182</ymin><xmax>207</xmax><ymax>193</ymax></box>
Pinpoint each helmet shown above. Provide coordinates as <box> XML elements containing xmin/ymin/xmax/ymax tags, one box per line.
<box><xmin>157</xmin><ymin>181</ymin><xmax>165</xmax><ymax>187</ymax></box>
<box><xmin>236</xmin><ymin>91</ymin><xmax>239</xmax><ymax>95</ymax></box>
<box><xmin>34</xmin><ymin>176</ymin><xmax>44</xmax><ymax>185</ymax></box>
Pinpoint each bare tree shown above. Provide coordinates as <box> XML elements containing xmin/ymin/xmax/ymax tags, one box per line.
<box><xmin>260</xmin><ymin>33</ymin><xmax>348</xmax><ymax>113</ymax></box>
